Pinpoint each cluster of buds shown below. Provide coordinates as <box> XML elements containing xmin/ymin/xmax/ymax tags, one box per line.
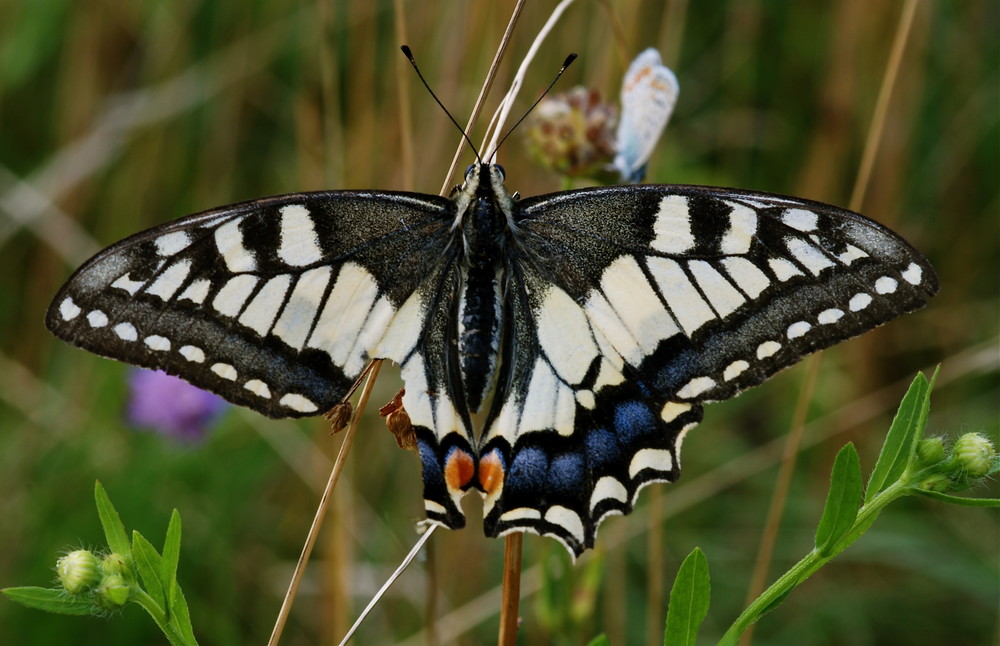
<box><xmin>912</xmin><ymin>433</ymin><xmax>997</xmax><ymax>493</ymax></box>
<box><xmin>523</xmin><ymin>86</ymin><xmax>620</xmax><ymax>181</ymax></box>
<box><xmin>55</xmin><ymin>550</ymin><xmax>131</xmax><ymax>609</ymax></box>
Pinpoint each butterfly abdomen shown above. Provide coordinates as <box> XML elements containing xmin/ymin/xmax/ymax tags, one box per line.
<box><xmin>455</xmin><ymin>199</ymin><xmax>506</xmax><ymax>414</ymax></box>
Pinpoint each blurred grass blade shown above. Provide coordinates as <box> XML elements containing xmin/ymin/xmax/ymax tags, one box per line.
<box><xmin>663</xmin><ymin>547</ymin><xmax>710</xmax><ymax>646</ymax></box>
<box><xmin>1</xmin><ymin>587</ymin><xmax>95</xmax><ymax>615</ymax></box>
<box><xmin>133</xmin><ymin>531</ymin><xmax>166</xmax><ymax>611</ymax></box>
<box><xmin>586</xmin><ymin>635</ymin><xmax>611</xmax><ymax>646</ymax></box>
<box><xmin>864</xmin><ymin>373</ymin><xmax>930</xmax><ymax>503</ymax></box>
<box><xmin>161</xmin><ymin>509</ymin><xmax>182</xmax><ymax>613</ymax></box>
<box><xmin>95</xmin><ymin>481</ymin><xmax>132</xmax><ymax>560</ymax></box>
<box><xmin>814</xmin><ymin>443</ymin><xmax>862</xmax><ymax>556</ymax></box>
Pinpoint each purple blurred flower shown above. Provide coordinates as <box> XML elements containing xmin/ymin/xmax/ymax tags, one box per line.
<box><xmin>126</xmin><ymin>369</ymin><xmax>227</xmax><ymax>442</ymax></box>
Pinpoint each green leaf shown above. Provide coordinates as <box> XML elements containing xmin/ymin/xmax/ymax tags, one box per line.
<box><xmin>586</xmin><ymin>635</ymin><xmax>611</xmax><ymax>646</ymax></box>
<box><xmin>161</xmin><ymin>509</ymin><xmax>182</xmax><ymax>613</ymax></box>
<box><xmin>913</xmin><ymin>490</ymin><xmax>1000</xmax><ymax>507</ymax></box>
<box><xmin>865</xmin><ymin>372</ymin><xmax>931</xmax><ymax>503</ymax></box>
<box><xmin>95</xmin><ymin>481</ymin><xmax>131</xmax><ymax>560</ymax></box>
<box><xmin>170</xmin><ymin>585</ymin><xmax>199</xmax><ymax>646</ymax></box>
<box><xmin>132</xmin><ymin>531</ymin><xmax>166</xmax><ymax>611</ymax></box>
<box><xmin>663</xmin><ymin>547</ymin><xmax>710</xmax><ymax>646</ymax></box>
<box><xmin>2</xmin><ymin>587</ymin><xmax>96</xmax><ymax>615</ymax></box>
<box><xmin>815</xmin><ymin>443</ymin><xmax>863</xmax><ymax>556</ymax></box>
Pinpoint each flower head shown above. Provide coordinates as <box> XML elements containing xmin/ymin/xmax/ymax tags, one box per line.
<box><xmin>126</xmin><ymin>369</ymin><xmax>227</xmax><ymax>442</ymax></box>
<box><xmin>56</xmin><ymin>549</ymin><xmax>100</xmax><ymax>594</ymax></box>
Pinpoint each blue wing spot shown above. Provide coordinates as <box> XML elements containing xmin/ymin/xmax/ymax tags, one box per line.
<box><xmin>585</xmin><ymin>427</ymin><xmax>621</xmax><ymax>469</ymax></box>
<box><xmin>417</xmin><ymin>437</ymin><xmax>444</xmax><ymax>487</ymax></box>
<box><xmin>614</xmin><ymin>400</ymin><xmax>657</xmax><ymax>441</ymax></box>
<box><xmin>508</xmin><ymin>446</ymin><xmax>548</xmax><ymax>494</ymax></box>
<box><xmin>547</xmin><ymin>452</ymin><xmax>585</xmax><ymax>497</ymax></box>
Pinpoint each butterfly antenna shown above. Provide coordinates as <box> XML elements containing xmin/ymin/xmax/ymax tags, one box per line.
<box><xmin>400</xmin><ymin>45</ymin><xmax>481</xmax><ymax>163</ymax></box>
<box><xmin>489</xmin><ymin>53</ymin><xmax>577</xmax><ymax>159</ymax></box>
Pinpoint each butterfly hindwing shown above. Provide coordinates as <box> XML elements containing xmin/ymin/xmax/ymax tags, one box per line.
<box><xmin>47</xmin><ymin>191</ymin><xmax>453</xmax><ymax>418</ymax></box>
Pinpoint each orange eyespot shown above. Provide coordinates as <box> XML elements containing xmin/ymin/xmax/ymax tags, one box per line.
<box><xmin>477</xmin><ymin>450</ymin><xmax>505</xmax><ymax>496</ymax></box>
<box><xmin>444</xmin><ymin>449</ymin><xmax>475</xmax><ymax>491</ymax></box>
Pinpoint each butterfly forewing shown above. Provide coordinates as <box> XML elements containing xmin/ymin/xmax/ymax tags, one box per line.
<box><xmin>47</xmin><ymin>191</ymin><xmax>453</xmax><ymax>418</ymax></box>
<box><xmin>516</xmin><ymin>184</ymin><xmax>937</xmax><ymax>404</ymax></box>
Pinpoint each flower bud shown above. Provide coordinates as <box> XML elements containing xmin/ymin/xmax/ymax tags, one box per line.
<box><xmin>96</xmin><ymin>573</ymin><xmax>130</xmax><ymax>608</ymax></box>
<box><xmin>101</xmin><ymin>552</ymin><xmax>128</xmax><ymax>577</ymax></box>
<box><xmin>951</xmin><ymin>433</ymin><xmax>995</xmax><ymax>478</ymax></box>
<box><xmin>914</xmin><ymin>437</ymin><xmax>946</xmax><ymax>468</ymax></box>
<box><xmin>56</xmin><ymin>550</ymin><xmax>100</xmax><ymax>594</ymax></box>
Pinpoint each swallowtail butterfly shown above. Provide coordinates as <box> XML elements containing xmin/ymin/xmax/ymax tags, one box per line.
<box><xmin>47</xmin><ymin>163</ymin><xmax>937</xmax><ymax>556</ymax></box>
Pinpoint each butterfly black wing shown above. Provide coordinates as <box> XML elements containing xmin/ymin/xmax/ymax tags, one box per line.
<box><xmin>47</xmin><ymin>191</ymin><xmax>456</xmax><ymax>418</ymax></box>
<box><xmin>476</xmin><ymin>184</ymin><xmax>936</xmax><ymax>555</ymax></box>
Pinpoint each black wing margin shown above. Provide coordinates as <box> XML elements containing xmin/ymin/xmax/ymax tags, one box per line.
<box><xmin>47</xmin><ymin>191</ymin><xmax>453</xmax><ymax>418</ymax></box>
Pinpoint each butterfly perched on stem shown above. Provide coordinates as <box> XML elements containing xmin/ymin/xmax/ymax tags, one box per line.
<box><xmin>47</xmin><ymin>151</ymin><xmax>936</xmax><ymax>555</ymax></box>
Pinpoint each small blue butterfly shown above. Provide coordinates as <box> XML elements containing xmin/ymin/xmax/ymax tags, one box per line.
<box><xmin>613</xmin><ymin>48</ymin><xmax>679</xmax><ymax>183</ymax></box>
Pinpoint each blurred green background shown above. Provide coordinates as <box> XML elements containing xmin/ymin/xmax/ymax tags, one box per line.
<box><xmin>1</xmin><ymin>1</ymin><xmax>997</xmax><ymax>644</ymax></box>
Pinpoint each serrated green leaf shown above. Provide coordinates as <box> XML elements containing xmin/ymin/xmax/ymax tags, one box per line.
<box><xmin>95</xmin><ymin>481</ymin><xmax>131</xmax><ymax>560</ymax></box>
<box><xmin>664</xmin><ymin>547</ymin><xmax>710</xmax><ymax>646</ymax></box>
<box><xmin>815</xmin><ymin>443</ymin><xmax>862</xmax><ymax>555</ymax></box>
<box><xmin>132</xmin><ymin>531</ymin><xmax>166</xmax><ymax>611</ymax></box>
<box><xmin>865</xmin><ymin>373</ymin><xmax>930</xmax><ymax>503</ymax></box>
<box><xmin>913</xmin><ymin>490</ymin><xmax>1000</xmax><ymax>507</ymax></box>
<box><xmin>161</xmin><ymin>509</ymin><xmax>182</xmax><ymax>613</ymax></box>
<box><xmin>586</xmin><ymin>634</ymin><xmax>611</xmax><ymax>646</ymax></box>
<box><xmin>1</xmin><ymin>586</ymin><xmax>96</xmax><ymax>615</ymax></box>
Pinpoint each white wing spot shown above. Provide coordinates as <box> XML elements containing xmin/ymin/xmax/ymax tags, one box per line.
<box><xmin>87</xmin><ymin>310</ymin><xmax>108</xmax><ymax>327</ymax></box>
<box><xmin>677</xmin><ymin>376</ymin><xmax>715</xmax><ymax>399</ymax></box>
<box><xmin>723</xmin><ymin>360</ymin><xmax>749</xmax><ymax>381</ymax></box>
<box><xmin>628</xmin><ymin>448</ymin><xmax>673</xmax><ymax>478</ymax></box>
<box><xmin>211</xmin><ymin>363</ymin><xmax>238</xmax><ymax>381</ymax></box>
<box><xmin>719</xmin><ymin>202</ymin><xmax>758</xmax><ymax>254</ymax></box>
<box><xmin>837</xmin><ymin>244</ymin><xmax>869</xmax><ymax>265</ymax></box>
<box><xmin>757</xmin><ymin>340</ymin><xmax>781</xmax><ymax>359</ymax></box>
<box><xmin>651</xmin><ymin>195</ymin><xmax>695</xmax><ymax>253</ymax></box>
<box><xmin>660</xmin><ymin>401</ymin><xmax>692</xmax><ymax>423</ymax></box>
<box><xmin>243</xmin><ymin>379</ymin><xmax>272</xmax><ymax>399</ymax></box>
<box><xmin>278</xmin><ymin>204</ymin><xmax>323</xmax><ymax>266</ymax></box>
<box><xmin>280</xmin><ymin>393</ymin><xmax>318</xmax><ymax>414</ymax></box>
<box><xmin>144</xmin><ymin>335</ymin><xmax>171</xmax><ymax>351</ymax></box>
<box><xmin>818</xmin><ymin>308</ymin><xmax>845</xmax><ymax>325</ymax></box>
<box><xmin>145</xmin><ymin>259</ymin><xmax>193</xmax><ymax>301</ymax></box>
<box><xmin>781</xmin><ymin>208</ymin><xmax>819</xmax><ymax>232</ymax></box>
<box><xmin>154</xmin><ymin>231</ymin><xmax>192</xmax><ymax>256</ymax></box>
<box><xmin>239</xmin><ymin>274</ymin><xmax>292</xmax><ymax>336</ymax></box>
<box><xmin>786</xmin><ymin>237</ymin><xmax>835</xmax><ymax>275</ymax></box>
<box><xmin>499</xmin><ymin>507</ymin><xmax>542</xmax><ymax>523</ymax></box>
<box><xmin>113</xmin><ymin>322</ymin><xmax>138</xmax><ymax>341</ymax></box>
<box><xmin>647</xmin><ymin>256</ymin><xmax>714</xmax><ymax>336</ymax></box>
<box><xmin>59</xmin><ymin>297</ymin><xmax>81</xmax><ymax>321</ymax></box>
<box><xmin>901</xmin><ymin>263</ymin><xmax>923</xmax><ymax>285</ymax></box>
<box><xmin>213</xmin><ymin>275</ymin><xmax>259</xmax><ymax>317</ymax></box>
<box><xmin>536</xmin><ymin>287</ymin><xmax>599</xmax><ymax>385</ymax></box>
<box><xmin>875</xmin><ymin>276</ymin><xmax>898</xmax><ymax>294</ymax></box>
<box><xmin>589</xmin><ymin>476</ymin><xmax>628</xmax><ymax>511</ymax></box>
<box><xmin>179</xmin><ymin>345</ymin><xmax>205</xmax><ymax>363</ymax></box>
<box><xmin>601</xmin><ymin>256</ymin><xmax>682</xmax><ymax>352</ymax></box>
<box><xmin>721</xmin><ymin>257</ymin><xmax>771</xmax><ymax>298</ymax></box>
<box><xmin>787</xmin><ymin>321</ymin><xmax>812</xmax><ymax>339</ymax></box>
<box><xmin>689</xmin><ymin>260</ymin><xmax>746</xmax><ymax>317</ymax></box>
<box><xmin>178</xmin><ymin>279</ymin><xmax>211</xmax><ymax>305</ymax></box>
<box><xmin>214</xmin><ymin>217</ymin><xmax>257</xmax><ymax>272</ymax></box>
<box><xmin>111</xmin><ymin>273</ymin><xmax>145</xmax><ymax>295</ymax></box>
<box><xmin>768</xmin><ymin>257</ymin><xmax>804</xmax><ymax>282</ymax></box>
<box><xmin>272</xmin><ymin>267</ymin><xmax>331</xmax><ymax>350</ymax></box>
<box><xmin>543</xmin><ymin>506</ymin><xmax>585</xmax><ymax>545</ymax></box>
<box><xmin>847</xmin><ymin>294</ymin><xmax>873</xmax><ymax>313</ymax></box>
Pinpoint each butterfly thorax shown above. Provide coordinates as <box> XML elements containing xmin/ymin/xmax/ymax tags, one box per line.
<box><xmin>454</xmin><ymin>164</ymin><xmax>512</xmax><ymax>415</ymax></box>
